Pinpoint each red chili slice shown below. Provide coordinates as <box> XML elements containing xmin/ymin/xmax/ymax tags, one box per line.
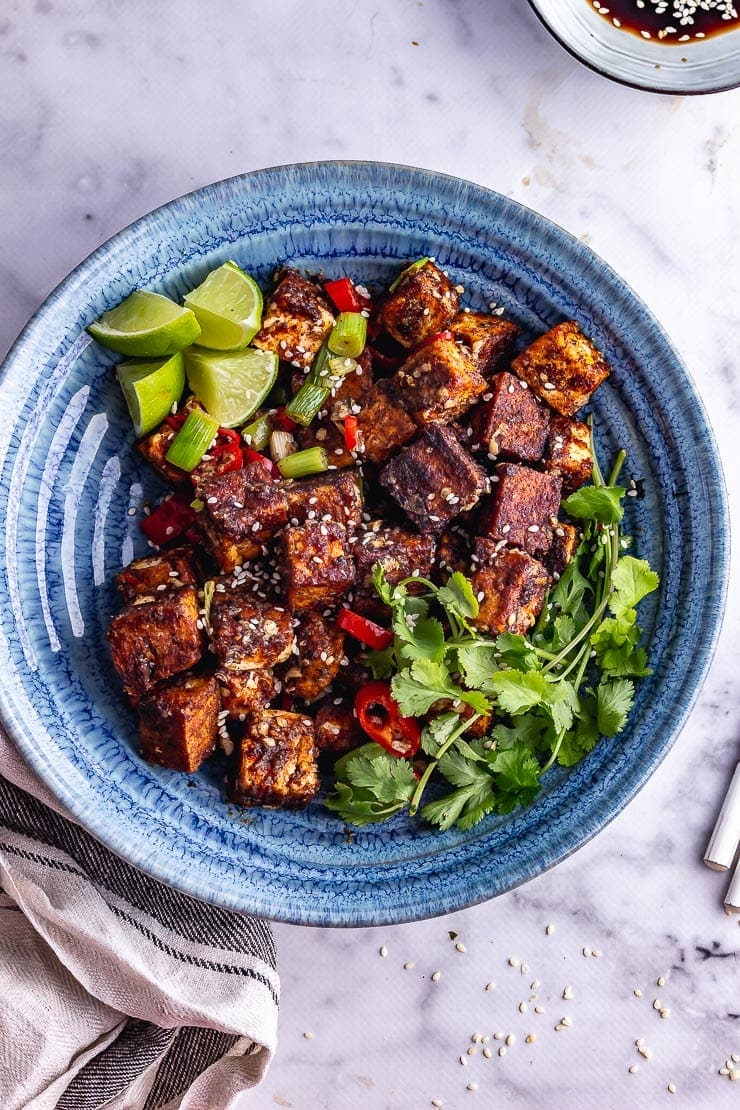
<box><xmin>323</xmin><ymin>276</ymin><xmax>363</xmax><ymax>314</ymax></box>
<box><xmin>337</xmin><ymin>608</ymin><xmax>393</xmax><ymax>650</ymax></box>
<box><xmin>343</xmin><ymin>415</ymin><xmax>359</xmax><ymax>453</ymax></box>
<box><xmin>209</xmin><ymin>442</ymin><xmax>243</xmax><ymax>473</ymax></box>
<box><xmin>165</xmin><ymin>411</ymin><xmax>188</xmax><ymax>431</ymax></box>
<box><xmin>243</xmin><ymin>447</ymin><xmax>279</xmax><ymax>478</ymax></box>
<box><xmin>354</xmin><ymin>682</ymin><xmax>421</xmax><ymax>758</ymax></box>
<box><xmin>273</xmin><ymin>406</ymin><xmax>298</xmax><ymax>432</ymax></box>
<box><xmin>139</xmin><ymin>496</ymin><xmax>196</xmax><ymax>547</ymax></box>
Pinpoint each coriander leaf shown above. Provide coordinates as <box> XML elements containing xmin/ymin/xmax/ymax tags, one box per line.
<box><xmin>461</xmin><ymin>688</ymin><xmax>495</xmax><ymax>715</ymax></box>
<box><xmin>591</xmin><ymin>614</ymin><xmax>652</xmax><ymax>678</ymax></box>
<box><xmin>456</xmin><ymin>790</ymin><xmax>501</xmax><ymax>830</ymax></box>
<box><xmin>562</xmin><ymin>485</ymin><xmax>625</xmax><ymax>524</ymax></box>
<box><xmin>596</xmin><ymin>678</ymin><xmax>635</xmax><ymax>736</ymax></box>
<box><xmin>325</xmin><ymin>782</ymin><xmax>408</xmax><ymax>826</ymax></box>
<box><xmin>494</xmin><ymin>632</ymin><xmax>542</xmax><ymax>672</ymax></box>
<box><xmin>491</xmin><ymin>715</ymin><xmax>550</xmax><ymax>751</ymax></box>
<box><xmin>541</xmin><ymin>679</ymin><xmax>579</xmax><ymax>734</ymax></box>
<box><xmin>420</xmin><ymin>712</ymin><xmax>460</xmax><ymax>756</ymax></box>
<box><xmin>490</xmin><ymin>669</ymin><xmax>549</xmax><ymax>714</ymax></box>
<box><xmin>366</xmin><ymin>644</ymin><xmax>396</xmax><ymax>679</ymax></box>
<box><xmin>422</xmin><ymin>786</ymin><xmax>482</xmax><ymax>831</ymax></box>
<box><xmin>437</xmin><ymin>571</ymin><xmax>479</xmax><ymax>622</ymax></box>
<box><xmin>391</xmin><ymin>659</ymin><xmax>464</xmax><ymax>717</ymax></box>
<box><xmin>456</xmin><ymin>644</ymin><xmax>499</xmax><ymax>690</ymax></box>
<box><xmin>437</xmin><ymin>747</ymin><xmax>491</xmax><ymax>789</ymax></box>
<box><xmin>609</xmin><ymin>556</ymin><xmax>660</xmax><ymax>618</ymax></box>
<box><xmin>372</xmin><ymin>562</ymin><xmax>394</xmax><ymax>606</ymax></box>
<box><xmin>326</xmin><ymin>744</ymin><xmax>416</xmax><ymax>826</ymax></box>
<box><xmin>548</xmin><ymin>557</ymin><xmax>591</xmax><ymax>619</ymax></box>
<box><xmin>396</xmin><ymin>616</ymin><xmax>446</xmax><ymax>664</ymax></box>
<box><xmin>557</xmin><ymin>719</ymin><xmax>599</xmax><ymax>767</ymax></box>
<box><xmin>551</xmin><ymin>613</ymin><xmax>576</xmax><ymax>652</ymax></box>
<box><xmin>487</xmin><ymin>742</ymin><xmax>542</xmax><ymax>809</ymax></box>
<box><xmin>346</xmin><ymin>749</ymin><xmax>418</xmax><ymax>802</ymax></box>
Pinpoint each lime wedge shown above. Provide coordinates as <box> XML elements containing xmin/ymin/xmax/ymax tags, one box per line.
<box><xmin>184</xmin><ymin>261</ymin><xmax>263</xmax><ymax>350</ymax></box>
<box><xmin>88</xmin><ymin>291</ymin><xmax>201</xmax><ymax>357</ymax></box>
<box><xmin>184</xmin><ymin>347</ymin><xmax>278</xmax><ymax>427</ymax></box>
<box><xmin>116</xmin><ymin>353</ymin><xmax>185</xmax><ymax>436</ymax></box>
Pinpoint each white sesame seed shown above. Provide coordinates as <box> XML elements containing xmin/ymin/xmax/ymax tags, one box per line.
<box><xmin>534</xmin><ymin>1006</ymin><xmax>545</xmax><ymax>1015</ymax></box>
<box><xmin>481</xmin><ymin>1035</ymin><xmax>490</xmax><ymax>1044</ymax></box>
<box><xmin>582</xmin><ymin>947</ymin><xmax>591</xmax><ymax>957</ymax></box>
<box><xmin>404</xmin><ymin>961</ymin><xmax>415</xmax><ymax>970</ymax></box>
<box><xmin>629</xmin><ymin>1064</ymin><xmax>639</xmax><ymax>1074</ymax></box>
<box><xmin>667</xmin><ymin>1083</ymin><xmax>676</xmax><ymax>1094</ymax></box>
<box><xmin>303</xmin><ymin>1031</ymin><xmax>314</xmax><ymax>1040</ymax></box>
<box><xmin>466</xmin><ymin>1046</ymin><xmax>477</xmax><ymax>1056</ymax></box>
<box><xmin>485</xmin><ymin>982</ymin><xmax>495</xmax><ymax>991</ymax></box>
<box><xmin>653</xmin><ymin>999</ymin><xmax>661</xmax><ymax>1011</ymax></box>
<box><xmin>432</xmin><ymin>971</ymin><xmax>441</xmax><ymax>982</ymax></box>
<box><xmin>466</xmin><ymin>1083</ymin><xmax>479</xmax><ymax>1092</ymax></box>
<box><xmin>562</xmin><ymin>986</ymin><xmax>574</xmax><ymax>1000</ymax></box>
<box><xmin>498</xmin><ymin>1046</ymin><xmax>507</xmax><ymax>1057</ymax></box>
<box><xmin>592</xmin><ymin>949</ymin><xmax>601</xmax><ymax>958</ymax></box>
<box><xmin>456</xmin><ymin>942</ymin><xmax>467</xmax><ymax>953</ymax></box>
<box><xmin>506</xmin><ymin>1034</ymin><xmax>515</xmax><ymax>1046</ymax></box>
<box><xmin>379</xmin><ymin>946</ymin><xmax>388</xmax><ymax>957</ymax></box>
<box><xmin>525</xmin><ymin>1033</ymin><xmax>536</xmax><ymax>1044</ymax></box>
<box><xmin>730</xmin><ymin>1069</ymin><xmax>740</xmax><ymax>1081</ymax></box>
<box><xmin>459</xmin><ymin>1055</ymin><xmax>467</xmax><ymax>1067</ymax></box>
<box><xmin>493</xmin><ymin>1032</ymin><xmax>505</xmax><ymax>1040</ymax></box>
<box><xmin>633</xmin><ymin>988</ymin><xmax>643</xmax><ymax>998</ymax></box>
<box><xmin>431</xmin><ymin>1101</ymin><xmax>443</xmax><ymax>1108</ymax></box>
<box><xmin>638</xmin><ymin>1046</ymin><xmax>652</xmax><ymax>1060</ymax></box>
<box><xmin>482</xmin><ymin>1046</ymin><xmax>492</xmax><ymax>1059</ymax></box>
<box><xmin>508</xmin><ymin>956</ymin><xmax>519</xmax><ymax>967</ymax></box>
<box><xmin>657</xmin><ymin>976</ymin><xmax>666</xmax><ymax>987</ymax></box>
<box><xmin>545</xmin><ymin>923</ymin><xmax>555</xmax><ymax>935</ymax></box>
<box><xmin>660</xmin><ymin>1008</ymin><xmax>670</xmax><ymax>1019</ymax></box>
<box><xmin>561</xmin><ymin>1017</ymin><xmax>572</xmax><ymax>1027</ymax></box>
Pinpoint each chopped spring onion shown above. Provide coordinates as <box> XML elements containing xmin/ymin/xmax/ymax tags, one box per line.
<box><xmin>388</xmin><ymin>257</ymin><xmax>429</xmax><ymax>293</ymax></box>
<box><xmin>328</xmin><ymin>355</ymin><xmax>359</xmax><ymax>378</ymax></box>
<box><xmin>190</xmin><ymin>498</ymin><xmax>205</xmax><ymax>512</ymax></box>
<box><xmin>270</xmin><ymin>428</ymin><xmax>297</xmax><ymax>462</ymax></box>
<box><xmin>202</xmin><ymin>580</ymin><xmax>215</xmax><ymax>627</ymax></box>
<box><xmin>241</xmin><ymin>413</ymin><xmax>272</xmax><ymax>451</ymax></box>
<box><xmin>285</xmin><ymin>380</ymin><xmax>331</xmax><ymax>426</ymax></box>
<box><xmin>165</xmin><ymin>410</ymin><xmax>219</xmax><ymax>471</ymax></box>
<box><xmin>328</xmin><ymin>312</ymin><xmax>367</xmax><ymax>358</ymax></box>
<box><xmin>276</xmin><ymin>446</ymin><xmax>329</xmax><ymax>479</ymax></box>
<box><xmin>309</xmin><ymin>340</ymin><xmax>333</xmax><ymax>382</ymax></box>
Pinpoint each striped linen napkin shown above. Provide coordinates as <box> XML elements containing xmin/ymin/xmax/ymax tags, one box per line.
<box><xmin>0</xmin><ymin>729</ymin><xmax>278</xmax><ymax>1110</ymax></box>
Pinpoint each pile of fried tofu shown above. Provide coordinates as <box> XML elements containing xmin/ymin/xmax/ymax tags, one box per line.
<box><xmin>108</xmin><ymin>261</ymin><xmax>610</xmax><ymax>810</ymax></box>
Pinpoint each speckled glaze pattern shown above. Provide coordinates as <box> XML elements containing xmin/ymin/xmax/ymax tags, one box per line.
<box><xmin>0</xmin><ymin>162</ymin><xmax>728</xmax><ymax>926</ymax></box>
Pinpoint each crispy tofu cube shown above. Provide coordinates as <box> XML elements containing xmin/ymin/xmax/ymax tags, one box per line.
<box><xmin>280</xmin><ymin>521</ymin><xmax>355</xmax><ymax>611</ymax></box>
<box><xmin>196</xmin><ymin>467</ymin><xmax>288</xmax><ymax>572</ymax></box>
<box><xmin>511</xmin><ymin>321</ymin><xmax>611</xmax><ymax>416</ymax></box>
<box><xmin>544</xmin><ymin>416</ymin><xmax>593</xmax><ymax>492</ymax></box>
<box><xmin>227</xmin><ymin>709</ymin><xmax>319</xmax><ymax>808</ymax></box>
<box><xmin>353</xmin><ymin>524</ymin><xmax>436</xmax><ymax>615</ymax></box>
<box><xmin>285</xmin><ymin>470</ymin><xmax>363</xmax><ymax>531</ymax></box>
<box><xmin>314</xmin><ymin>703</ymin><xmax>362</xmax><ymax>755</ymax></box>
<box><xmin>114</xmin><ymin>546</ymin><xmax>198</xmax><ymax>604</ymax></box>
<box><xmin>471</xmin><ymin>548</ymin><xmax>550</xmax><ymax>635</ymax></box>
<box><xmin>379</xmin><ymin>260</ymin><xmax>459</xmax><ymax>348</ymax></box>
<box><xmin>394</xmin><ymin>337</ymin><xmax>487</xmax><ymax>427</ymax></box>
<box><xmin>135</xmin><ymin>397</ymin><xmax>203</xmax><ymax>488</ymax></box>
<box><xmin>108</xmin><ymin>587</ymin><xmax>203</xmax><ymax>702</ymax></box>
<box><xmin>217</xmin><ymin>668</ymin><xmax>277</xmax><ymax>720</ymax></box>
<box><xmin>450</xmin><ymin>312</ymin><xmax>521</xmax><ymax>377</ymax></box>
<box><xmin>138</xmin><ymin>672</ymin><xmax>219</xmax><ymax>772</ymax></box>
<box><xmin>296</xmin><ymin>351</ymin><xmax>375</xmax><ymax>468</ymax></box>
<box><xmin>355</xmin><ymin>378</ymin><xmax>416</xmax><ymax>465</ymax></box>
<box><xmin>546</xmin><ymin>521</ymin><xmax>581</xmax><ymax>579</ymax></box>
<box><xmin>282</xmin><ymin>611</ymin><xmax>345</xmax><ymax>701</ymax></box>
<box><xmin>298</xmin><ymin>418</ymin><xmax>357</xmax><ymax>470</ymax></box>
<box><xmin>252</xmin><ymin>269</ymin><xmax>335</xmax><ymax>369</ymax></box>
<box><xmin>379</xmin><ymin>425</ymin><xmax>488</xmax><ymax>534</ymax></box>
<box><xmin>478</xmin><ymin>463</ymin><xmax>562</xmax><ymax>556</ymax></box>
<box><xmin>209</xmin><ymin>590</ymin><xmax>294</xmax><ymax>671</ymax></box>
<box><xmin>468</xmin><ymin>371</ymin><xmax>551</xmax><ymax>463</ymax></box>
<box><xmin>434</xmin><ymin>527</ymin><xmax>470</xmax><ymax>578</ymax></box>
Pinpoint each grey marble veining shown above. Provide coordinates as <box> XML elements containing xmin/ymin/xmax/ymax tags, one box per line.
<box><xmin>1</xmin><ymin>1</ymin><xmax>738</xmax><ymax>1106</ymax></box>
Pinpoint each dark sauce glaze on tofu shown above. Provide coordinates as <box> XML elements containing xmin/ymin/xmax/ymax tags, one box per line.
<box><xmin>108</xmin><ymin>259</ymin><xmax>614</xmax><ymax>811</ymax></box>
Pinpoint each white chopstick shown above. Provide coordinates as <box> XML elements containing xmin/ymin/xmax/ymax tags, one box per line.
<box><xmin>704</xmin><ymin>763</ymin><xmax>740</xmax><ymax>872</ymax></box>
<box><xmin>724</xmin><ymin>857</ymin><xmax>740</xmax><ymax>916</ymax></box>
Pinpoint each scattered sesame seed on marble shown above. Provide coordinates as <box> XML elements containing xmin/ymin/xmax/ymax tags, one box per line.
<box><xmin>638</xmin><ymin>1046</ymin><xmax>652</xmax><ymax>1060</ymax></box>
<box><xmin>546</xmin><ymin>924</ymin><xmax>555</xmax><ymax>935</ymax></box>
<box><xmin>633</xmin><ymin>988</ymin><xmax>643</xmax><ymax>998</ymax></box>
<box><xmin>485</xmin><ymin>982</ymin><xmax>495</xmax><ymax>991</ymax></box>
<box><xmin>483</xmin><ymin>1046</ymin><xmax>492</xmax><ymax>1059</ymax></box>
<box><xmin>404</xmin><ymin>961</ymin><xmax>415</xmax><ymax>970</ymax></box>
<box><xmin>379</xmin><ymin>946</ymin><xmax>388</xmax><ymax>957</ymax></box>
<box><xmin>582</xmin><ymin>947</ymin><xmax>591</xmax><ymax>957</ymax></box>
<box><xmin>660</xmin><ymin>1008</ymin><xmax>671</xmax><ymax>1019</ymax></box>
<box><xmin>506</xmin><ymin>1034</ymin><xmax>515</xmax><ymax>1046</ymax></box>
<box><xmin>498</xmin><ymin>1046</ymin><xmax>507</xmax><ymax>1057</ymax></box>
<box><xmin>592</xmin><ymin>949</ymin><xmax>602</xmax><ymax>958</ymax></box>
<box><xmin>493</xmin><ymin>1032</ymin><xmax>505</xmax><ymax>1040</ymax></box>
<box><xmin>467</xmin><ymin>1083</ymin><xmax>479</xmax><ymax>1092</ymax></box>
<box><xmin>629</xmin><ymin>1065</ymin><xmax>639</xmax><ymax>1075</ymax></box>
<box><xmin>667</xmin><ymin>1083</ymin><xmax>677</xmax><ymax>1094</ymax></box>
<box><xmin>508</xmin><ymin>956</ymin><xmax>519</xmax><ymax>967</ymax></box>
<box><xmin>534</xmin><ymin>1006</ymin><xmax>545</xmax><ymax>1015</ymax></box>
<box><xmin>519</xmin><ymin>1002</ymin><xmax>527</xmax><ymax>1013</ymax></box>
<box><xmin>466</xmin><ymin>1046</ymin><xmax>477</xmax><ymax>1057</ymax></box>
<box><xmin>530</xmin><ymin>980</ymin><xmax>540</xmax><ymax>989</ymax></box>
<box><xmin>303</xmin><ymin>1031</ymin><xmax>314</xmax><ymax>1040</ymax></box>
<box><xmin>431</xmin><ymin>1100</ymin><xmax>443</xmax><ymax>1108</ymax></box>
<box><xmin>653</xmin><ymin>999</ymin><xmax>661</xmax><ymax>1011</ymax></box>
<box><xmin>562</xmin><ymin>986</ymin><xmax>574</xmax><ymax>1000</ymax></box>
<box><xmin>520</xmin><ymin>963</ymin><xmax>529</xmax><ymax>975</ymax></box>
<box><xmin>456</xmin><ymin>942</ymin><xmax>467</xmax><ymax>954</ymax></box>
<box><xmin>432</xmin><ymin>971</ymin><xmax>442</xmax><ymax>982</ymax></box>
<box><xmin>459</xmin><ymin>1055</ymin><xmax>468</xmax><ymax>1067</ymax></box>
<box><xmin>525</xmin><ymin>1033</ymin><xmax>536</xmax><ymax>1044</ymax></box>
<box><xmin>481</xmin><ymin>1035</ymin><xmax>490</xmax><ymax>1044</ymax></box>
<box><xmin>729</xmin><ymin>1069</ymin><xmax>740</xmax><ymax>1081</ymax></box>
<box><xmin>657</xmin><ymin>976</ymin><xmax>666</xmax><ymax>987</ymax></box>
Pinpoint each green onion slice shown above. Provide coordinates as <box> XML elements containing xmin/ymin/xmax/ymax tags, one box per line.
<box><xmin>241</xmin><ymin>413</ymin><xmax>272</xmax><ymax>451</ymax></box>
<box><xmin>277</xmin><ymin>446</ymin><xmax>329</xmax><ymax>479</ymax></box>
<box><xmin>165</xmin><ymin>410</ymin><xmax>219</xmax><ymax>471</ymax></box>
<box><xmin>269</xmin><ymin>429</ymin><xmax>297</xmax><ymax>462</ymax></box>
<box><xmin>388</xmin><ymin>257</ymin><xmax>429</xmax><ymax>293</ymax></box>
<box><xmin>327</xmin><ymin>355</ymin><xmax>359</xmax><ymax>379</ymax></box>
<box><xmin>285</xmin><ymin>381</ymin><xmax>331</xmax><ymax>426</ymax></box>
<box><xmin>328</xmin><ymin>312</ymin><xmax>367</xmax><ymax>358</ymax></box>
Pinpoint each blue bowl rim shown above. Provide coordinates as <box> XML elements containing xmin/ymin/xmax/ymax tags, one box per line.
<box><xmin>525</xmin><ymin>0</ymin><xmax>740</xmax><ymax>96</ymax></box>
<box><xmin>0</xmin><ymin>160</ymin><xmax>730</xmax><ymax>925</ymax></box>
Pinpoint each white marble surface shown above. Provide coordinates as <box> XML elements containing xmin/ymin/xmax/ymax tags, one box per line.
<box><xmin>1</xmin><ymin>1</ymin><xmax>739</xmax><ymax>1106</ymax></box>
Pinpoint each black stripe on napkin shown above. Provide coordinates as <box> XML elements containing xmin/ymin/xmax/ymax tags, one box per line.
<box><xmin>143</xmin><ymin>1027</ymin><xmax>243</xmax><ymax>1110</ymax></box>
<box><xmin>56</xmin><ymin>1022</ymin><xmax>177</xmax><ymax>1110</ymax></box>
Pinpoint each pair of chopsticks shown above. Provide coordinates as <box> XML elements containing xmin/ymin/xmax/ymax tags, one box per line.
<box><xmin>704</xmin><ymin>763</ymin><xmax>740</xmax><ymax>913</ymax></box>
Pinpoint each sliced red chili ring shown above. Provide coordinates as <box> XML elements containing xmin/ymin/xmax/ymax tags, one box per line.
<box><xmin>337</xmin><ymin>608</ymin><xmax>393</xmax><ymax>650</ymax></box>
<box><xmin>343</xmin><ymin>415</ymin><xmax>359</xmax><ymax>453</ymax></box>
<box><xmin>354</xmin><ymin>681</ymin><xmax>421</xmax><ymax>759</ymax></box>
<box><xmin>139</xmin><ymin>496</ymin><xmax>196</xmax><ymax>547</ymax></box>
<box><xmin>324</xmin><ymin>276</ymin><xmax>363</xmax><ymax>314</ymax></box>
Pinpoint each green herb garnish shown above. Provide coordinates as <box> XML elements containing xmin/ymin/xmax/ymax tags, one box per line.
<box><xmin>327</xmin><ymin>428</ymin><xmax>659</xmax><ymax>831</ymax></box>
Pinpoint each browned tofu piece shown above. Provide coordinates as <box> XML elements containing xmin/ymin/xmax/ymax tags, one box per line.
<box><xmin>353</xmin><ymin>524</ymin><xmax>436</xmax><ymax>615</ymax></box>
<box><xmin>544</xmin><ymin>416</ymin><xmax>593</xmax><ymax>492</ymax></box>
<box><xmin>450</xmin><ymin>312</ymin><xmax>521</xmax><ymax>377</ymax></box>
<box><xmin>478</xmin><ymin>463</ymin><xmax>562</xmax><ymax>557</ymax></box>
<box><xmin>379</xmin><ymin>425</ymin><xmax>488</xmax><ymax>534</ymax></box>
<box><xmin>546</xmin><ymin>521</ymin><xmax>581</xmax><ymax>579</ymax></box>
<box><xmin>217</xmin><ymin>668</ymin><xmax>277</xmax><ymax>720</ymax></box>
<box><xmin>471</xmin><ymin>548</ymin><xmax>550</xmax><ymax>635</ymax></box>
<box><xmin>285</xmin><ymin>470</ymin><xmax>363</xmax><ymax>531</ymax></box>
<box><xmin>108</xmin><ymin>587</ymin><xmax>203</xmax><ymax>703</ymax></box>
<box><xmin>135</xmin><ymin>397</ymin><xmax>203</xmax><ymax>487</ymax></box>
<box><xmin>114</xmin><ymin>546</ymin><xmax>198</xmax><ymax>604</ymax></box>
<box><xmin>280</xmin><ymin>521</ymin><xmax>355</xmax><ymax>611</ymax></box>
<box><xmin>138</xmin><ymin>672</ymin><xmax>219</xmax><ymax>772</ymax></box>
<box><xmin>511</xmin><ymin>321</ymin><xmax>611</xmax><ymax>417</ymax></box>
<box><xmin>314</xmin><ymin>703</ymin><xmax>362</xmax><ymax>755</ymax></box>
<box><xmin>209</xmin><ymin>590</ymin><xmax>294</xmax><ymax>671</ymax></box>
<box><xmin>355</xmin><ymin>378</ymin><xmax>416</xmax><ymax>465</ymax></box>
<box><xmin>468</xmin><ymin>371</ymin><xmax>551</xmax><ymax>463</ymax></box>
<box><xmin>296</xmin><ymin>350</ymin><xmax>375</xmax><ymax>468</ymax></box>
<box><xmin>282</xmin><ymin>611</ymin><xmax>345</xmax><ymax>701</ymax></box>
<box><xmin>227</xmin><ymin>709</ymin><xmax>319</xmax><ymax>808</ymax></box>
<box><xmin>196</xmin><ymin>467</ymin><xmax>288</xmax><ymax>572</ymax></box>
<box><xmin>252</xmin><ymin>269</ymin><xmax>335</xmax><ymax>369</ymax></box>
<box><xmin>394</xmin><ymin>336</ymin><xmax>487</xmax><ymax>427</ymax></box>
<box><xmin>379</xmin><ymin>260</ymin><xmax>459</xmax><ymax>349</ymax></box>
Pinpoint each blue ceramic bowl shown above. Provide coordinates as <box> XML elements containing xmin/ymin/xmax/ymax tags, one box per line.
<box><xmin>0</xmin><ymin>162</ymin><xmax>728</xmax><ymax>926</ymax></box>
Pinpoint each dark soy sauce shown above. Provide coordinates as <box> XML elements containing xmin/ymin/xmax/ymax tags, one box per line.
<box><xmin>589</xmin><ymin>0</ymin><xmax>739</xmax><ymax>43</ymax></box>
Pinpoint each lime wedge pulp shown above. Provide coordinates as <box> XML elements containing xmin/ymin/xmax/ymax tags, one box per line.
<box><xmin>184</xmin><ymin>261</ymin><xmax>264</xmax><ymax>351</ymax></box>
<box><xmin>116</xmin><ymin>353</ymin><xmax>186</xmax><ymax>437</ymax></box>
<box><xmin>184</xmin><ymin>347</ymin><xmax>278</xmax><ymax>428</ymax></box>
<box><xmin>87</xmin><ymin>291</ymin><xmax>201</xmax><ymax>357</ymax></box>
